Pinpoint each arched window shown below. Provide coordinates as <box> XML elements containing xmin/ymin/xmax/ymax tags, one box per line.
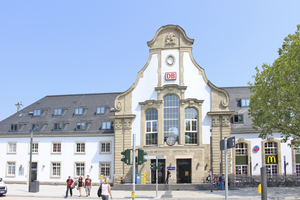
<box><xmin>164</xmin><ymin>95</ymin><xmax>179</xmax><ymax>143</ymax></box>
<box><xmin>145</xmin><ymin>109</ymin><xmax>158</xmax><ymax>145</ymax></box>
<box><xmin>265</xmin><ymin>142</ymin><xmax>278</xmax><ymax>176</ymax></box>
<box><xmin>185</xmin><ymin>108</ymin><xmax>197</xmax><ymax>144</ymax></box>
<box><xmin>235</xmin><ymin>143</ymin><xmax>248</xmax><ymax>175</ymax></box>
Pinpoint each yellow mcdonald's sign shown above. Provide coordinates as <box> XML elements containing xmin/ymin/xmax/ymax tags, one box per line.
<box><xmin>266</xmin><ymin>155</ymin><xmax>277</xmax><ymax>164</ymax></box>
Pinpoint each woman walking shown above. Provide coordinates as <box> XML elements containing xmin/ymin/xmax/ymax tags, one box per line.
<box><xmin>101</xmin><ymin>177</ymin><xmax>113</xmax><ymax>200</ymax></box>
<box><xmin>77</xmin><ymin>176</ymin><xmax>84</xmax><ymax>197</ymax></box>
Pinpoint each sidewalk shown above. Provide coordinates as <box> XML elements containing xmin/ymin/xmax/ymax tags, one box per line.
<box><xmin>4</xmin><ymin>183</ymin><xmax>300</xmax><ymax>199</ymax></box>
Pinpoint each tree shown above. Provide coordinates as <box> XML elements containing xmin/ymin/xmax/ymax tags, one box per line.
<box><xmin>248</xmin><ymin>25</ymin><xmax>300</xmax><ymax>146</ymax></box>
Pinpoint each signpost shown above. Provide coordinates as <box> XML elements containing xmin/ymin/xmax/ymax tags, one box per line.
<box><xmin>220</xmin><ymin>136</ymin><xmax>235</xmax><ymax>200</ymax></box>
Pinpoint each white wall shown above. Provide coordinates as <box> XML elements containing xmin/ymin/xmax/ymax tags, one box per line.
<box><xmin>0</xmin><ymin>136</ymin><xmax>114</xmax><ymax>183</ymax></box>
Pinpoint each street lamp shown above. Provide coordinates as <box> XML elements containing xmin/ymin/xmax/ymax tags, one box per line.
<box><xmin>28</xmin><ymin>130</ymin><xmax>33</xmax><ymax>192</ymax></box>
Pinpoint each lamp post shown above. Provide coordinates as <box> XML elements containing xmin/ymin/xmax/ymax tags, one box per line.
<box><xmin>28</xmin><ymin>130</ymin><xmax>33</xmax><ymax>192</ymax></box>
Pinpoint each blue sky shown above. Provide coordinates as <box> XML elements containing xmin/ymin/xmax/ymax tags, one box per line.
<box><xmin>1</xmin><ymin>1</ymin><xmax>300</xmax><ymax>121</ymax></box>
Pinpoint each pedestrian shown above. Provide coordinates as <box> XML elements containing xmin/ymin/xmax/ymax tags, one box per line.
<box><xmin>84</xmin><ymin>175</ymin><xmax>92</xmax><ymax>197</ymax></box>
<box><xmin>166</xmin><ymin>169</ymin><xmax>171</xmax><ymax>184</ymax></box>
<box><xmin>206</xmin><ymin>169</ymin><xmax>211</xmax><ymax>182</ymax></box>
<box><xmin>101</xmin><ymin>177</ymin><xmax>113</xmax><ymax>200</ymax></box>
<box><xmin>120</xmin><ymin>177</ymin><xmax>125</xmax><ymax>184</ymax></box>
<box><xmin>65</xmin><ymin>176</ymin><xmax>74</xmax><ymax>198</ymax></box>
<box><xmin>219</xmin><ymin>174</ymin><xmax>224</xmax><ymax>190</ymax></box>
<box><xmin>77</xmin><ymin>176</ymin><xmax>84</xmax><ymax>197</ymax></box>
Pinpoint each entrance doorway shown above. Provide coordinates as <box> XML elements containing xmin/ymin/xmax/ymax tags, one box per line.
<box><xmin>151</xmin><ymin>159</ymin><xmax>165</xmax><ymax>184</ymax></box>
<box><xmin>177</xmin><ymin>159</ymin><xmax>191</xmax><ymax>183</ymax></box>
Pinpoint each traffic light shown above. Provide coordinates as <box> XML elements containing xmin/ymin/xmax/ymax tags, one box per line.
<box><xmin>158</xmin><ymin>162</ymin><xmax>163</xmax><ymax>170</ymax></box>
<box><xmin>121</xmin><ymin>149</ymin><xmax>130</xmax><ymax>165</ymax></box>
<box><xmin>150</xmin><ymin>163</ymin><xmax>156</xmax><ymax>170</ymax></box>
<box><xmin>137</xmin><ymin>149</ymin><xmax>147</xmax><ymax>165</ymax></box>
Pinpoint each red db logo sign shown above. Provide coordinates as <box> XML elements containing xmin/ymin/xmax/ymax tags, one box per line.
<box><xmin>165</xmin><ymin>72</ymin><xmax>177</xmax><ymax>81</ymax></box>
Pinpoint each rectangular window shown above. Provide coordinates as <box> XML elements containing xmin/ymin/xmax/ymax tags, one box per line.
<box><xmin>75</xmin><ymin>163</ymin><xmax>85</xmax><ymax>177</ymax></box>
<box><xmin>100</xmin><ymin>163</ymin><xmax>110</xmax><ymax>177</ymax></box>
<box><xmin>75</xmin><ymin>108</ymin><xmax>83</xmax><ymax>115</ymax></box>
<box><xmin>52</xmin><ymin>142</ymin><xmax>61</xmax><ymax>153</ymax></box>
<box><xmin>51</xmin><ymin>162</ymin><xmax>61</xmax><ymax>177</ymax></box>
<box><xmin>241</xmin><ymin>99</ymin><xmax>250</xmax><ymax>107</ymax></box>
<box><xmin>10</xmin><ymin>124</ymin><xmax>18</xmax><ymax>131</ymax></box>
<box><xmin>233</xmin><ymin>114</ymin><xmax>244</xmax><ymax>123</ymax></box>
<box><xmin>8</xmin><ymin>143</ymin><xmax>17</xmax><ymax>153</ymax></box>
<box><xmin>266</xmin><ymin>164</ymin><xmax>278</xmax><ymax>176</ymax></box>
<box><xmin>34</xmin><ymin>109</ymin><xmax>41</xmax><ymax>116</ymax></box>
<box><xmin>7</xmin><ymin>162</ymin><xmax>16</xmax><ymax>176</ymax></box>
<box><xmin>76</xmin><ymin>122</ymin><xmax>86</xmax><ymax>130</ymax></box>
<box><xmin>54</xmin><ymin>109</ymin><xmax>62</xmax><ymax>116</ymax></box>
<box><xmin>32</xmin><ymin>124</ymin><xmax>40</xmax><ymax>131</ymax></box>
<box><xmin>97</xmin><ymin>107</ymin><xmax>105</xmax><ymax>114</ymax></box>
<box><xmin>236</xmin><ymin>165</ymin><xmax>248</xmax><ymax>175</ymax></box>
<box><xmin>54</xmin><ymin>123</ymin><xmax>63</xmax><ymax>131</ymax></box>
<box><xmin>296</xmin><ymin>164</ymin><xmax>300</xmax><ymax>176</ymax></box>
<box><xmin>76</xmin><ymin>142</ymin><xmax>85</xmax><ymax>153</ymax></box>
<box><xmin>100</xmin><ymin>142</ymin><xmax>111</xmax><ymax>153</ymax></box>
<box><xmin>32</xmin><ymin>143</ymin><xmax>39</xmax><ymax>153</ymax></box>
<box><xmin>102</xmin><ymin>122</ymin><xmax>111</xmax><ymax>129</ymax></box>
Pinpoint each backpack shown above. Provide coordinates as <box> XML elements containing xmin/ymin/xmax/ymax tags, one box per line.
<box><xmin>97</xmin><ymin>184</ymin><xmax>102</xmax><ymax>197</ymax></box>
<box><xmin>219</xmin><ymin>176</ymin><xmax>223</xmax><ymax>182</ymax></box>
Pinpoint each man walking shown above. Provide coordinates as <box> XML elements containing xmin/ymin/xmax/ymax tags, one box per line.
<box><xmin>85</xmin><ymin>175</ymin><xmax>92</xmax><ymax>197</ymax></box>
<box><xmin>65</xmin><ymin>176</ymin><xmax>74</xmax><ymax>198</ymax></box>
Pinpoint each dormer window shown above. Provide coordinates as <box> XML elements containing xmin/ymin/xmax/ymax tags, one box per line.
<box><xmin>32</xmin><ymin>124</ymin><xmax>40</xmax><ymax>131</ymax></box>
<box><xmin>10</xmin><ymin>124</ymin><xmax>18</xmax><ymax>131</ymax></box>
<box><xmin>233</xmin><ymin>114</ymin><xmax>244</xmax><ymax>123</ymax></box>
<box><xmin>54</xmin><ymin>123</ymin><xmax>63</xmax><ymax>131</ymax></box>
<box><xmin>34</xmin><ymin>109</ymin><xmax>41</xmax><ymax>116</ymax></box>
<box><xmin>76</xmin><ymin>122</ymin><xmax>86</xmax><ymax>130</ymax></box>
<box><xmin>241</xmin><ymin>99</ymin><xmax>250</xmax><ymax>107</ymax></box>
<box><xmin>97</xmin><ymin>107</ymin><xmax>105</xmax><ymax>114</ymax></box>
<box><xmin>54</xmin><ymin>109</ymin><xmax>62</xmax><ymax>116</ymax></box>
<box><xmin>102</xmin><ymin>122</ymin><xmax>111</xmax><ymax>129</ymax></box>
<box><xmin>75</xmin><ymin>108</ymin><xmax>83</xmax><ymax>115</ymax></box>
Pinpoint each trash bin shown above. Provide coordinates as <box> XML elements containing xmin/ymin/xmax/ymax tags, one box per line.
<box><xmin>30</xmin><ymin>180</ymin><xmax>39</xmax><ymax>192</ymax></box>
<box><xmin>136</xmin><ymin>174</ymin><xmax>141</xmax><ymax>184</ymax></box>
<box><xmin>141</xmin><ymin>173</ymin><xmax>146</xmax><ymax>184</ymax></box>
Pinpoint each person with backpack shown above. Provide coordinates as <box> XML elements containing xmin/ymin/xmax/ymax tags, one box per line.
<box><xmin>100</xmin><ymin>177</ymin><xmax>112</xmax><ymax>200</ymax></box>
<box><xmin>219</xmin><ymin>174</ymin><xmax>224</xmax><ymax>190</ymax></box>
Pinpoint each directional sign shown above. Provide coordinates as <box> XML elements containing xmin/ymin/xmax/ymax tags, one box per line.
<box><xmin>167</xmin><ymin>167</ymin><xmax>175</xmax><ymax>170</ymax></box>
<box><xmin>145</xmin><ymin>155</ymin><xmax>164</xmax><ymax>159</ymax></box>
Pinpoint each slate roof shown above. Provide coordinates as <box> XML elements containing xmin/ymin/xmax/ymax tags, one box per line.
<box><xmin>0</xmin><ymin>93</ymin><xmax>120</xmax><ymax>137</ymax></box>
<box><xmin>222</xmin><ymin>86</ymin><xmax>257</xmax><ymax>133</ymax></box>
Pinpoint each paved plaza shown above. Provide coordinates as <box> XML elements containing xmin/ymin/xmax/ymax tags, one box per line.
<box><xmin>1</xmin><ymin>183</ymin><xmax>300</xmax><ymax>199</ymax></box>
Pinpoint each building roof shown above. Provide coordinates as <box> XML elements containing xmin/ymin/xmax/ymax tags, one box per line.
<box><xmin>0</xmin><ymin>93</ymin><xmax>120</xmax><ymax>137</ymax></box>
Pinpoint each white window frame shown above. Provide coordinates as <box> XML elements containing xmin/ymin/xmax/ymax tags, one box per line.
<box><xmin>32</xmin><ymin>142</ymin><xmax>39</xmax><ymax>154</ymax></box>
<box><xmin>7</xmin><ymin>142</ymin><xmax>17</xmax><ymax>154</ymax></box>
<box><xmin>241</xmin><ymin>99</ymin><xmax>250</xmax><ymax>107</ymax></box>
<box><xmin>75</xmin><ymin>142</ymin><xmax>86</xmax><ymax>154</ymax></box>
<box><xmin>100</xmin><ymin>142</ymin><xmax>111</xmax><ymax>154</ymax></box>
<box><xmin>265</xmin><ymin>142</ymin><xmax>278</xmax><ymax>155</ymax></box>
<box><xmin>34</xmin><ymin>109</ymin><xmax>41</xmax><ymax>116</ymax></box>
<box><xmin>235</xmin><ymin>143</ymin><xmax>248</xmax><ymax>155</ymax></box>
<box><xmin>6</xmin><ymin>161</ymin><xmax>16</xmax><ymax>177</ymax></box>
<box><xmin>233</xmin><ymin>114</ymin><xmax>244</xmax><ymax>123</ymax></box>
<box><xmin>266</xmin><ymin>164</ymin><xmax>278</xmax><ymax>176</ymax></box>
<box><xmin>76</xmin><ymin>122</ymin><xmax>86</xmax><ymax>130</ymax></box>
<box><xmin>74</xmin><ymin>162</ymin><xmax>85</xmax><ymax>178</ymax></box>
<box><xmin>236</xmin><ymin>165</ymin><xmax>248</xmax><ymax>175</ymax></box>
<box><xmin>10</xmin><ymin>124</ymin><xmax>18</xmax><ymax>131</ymax></box>
<box><xmin>97</xmin><ymin>107</ymin><xmax>105</xmax><ymax>114</ymax></box>
<box><xmin>102</xmin><ymin>122</ymin><xmax>111</xmax><ymax>130</ymax></box>
<box><xmin>51</xmin><ymin>142</ymin><xmax>62</xmax><ymax>154</ymax></box>
<box><xmin>75</xmin><ymin>108</ymin><xmax>83</xmax><ymax>115</ymax></box>
<box><xmin>50</xmin><ymin>162</ymin><xmax>61</xmax><ymax>178</ymax></box>
<box><xmin>54</xmin><ymin>108</ymin><xmax>62</xmax><ymax>116</ymax></box>
<box><xmin>99</xmin><ymin>162</ymin><xmax>111</xmax><ymax>179</ymax></box>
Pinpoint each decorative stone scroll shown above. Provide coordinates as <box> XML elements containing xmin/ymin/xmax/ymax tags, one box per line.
<box><xmin>165</xmin><ymin>33</ymin><xmax>176</xmax><ymax>45</ymax></box>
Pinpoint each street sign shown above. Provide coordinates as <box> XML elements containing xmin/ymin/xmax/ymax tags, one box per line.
<box><xmin>145</xmin><ymin>155</ymin><xmax>164</xmax><ymax>159</ymax></box>
<box><xmin>167</xmin><ymin>167</ymin><xmax>175</xmax><ymax>170</ymax></box>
